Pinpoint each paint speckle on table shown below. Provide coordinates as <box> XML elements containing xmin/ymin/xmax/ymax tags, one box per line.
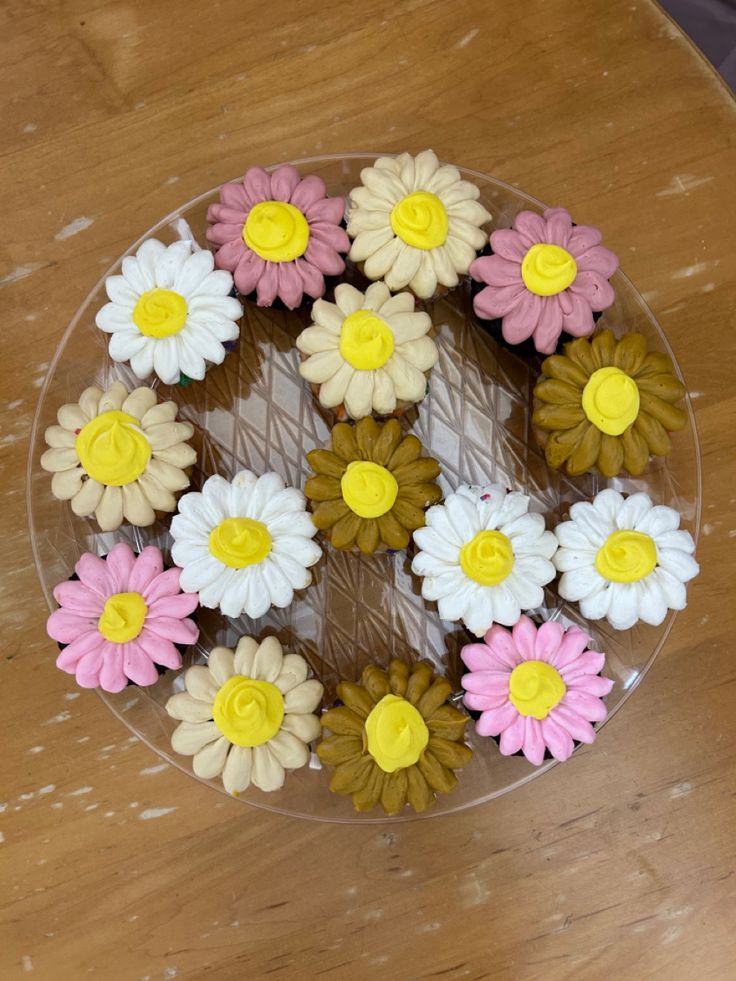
<box><xmin>0</xmin><ymin>832</ymin><xmax>5</xmax><ymax>843</ymax></box>
<box><xmin>455</xmin><ymin>28</ymin><xmax>479</xmax><ymax>47</ymax></box>
<box><xmin>63</xmin><ymin>692</ymin><xmax>80</xmax><ymax>701</ymax></box>
<box><xmin>655</xmin><ymin>174</ymin><xmax>714</xmax><ymax>197</ymax></box>
<box><xmin>0</xmin><ymin>263</ymin><xmax>47</xmax><ymax>288</ymax></box>
<box><xmin>54</xmin><ymin>216</ymin><xmax>95</xmax><ymax>241</ymax></box>
<box><xmin>138</xmin><ymin>807</ymin><xmax>177</xmax><ymax>820</ymax></box>
<box><xmin>67</xmin><ymin>786</ymin><xmax>93</xmax><ymax>797</ymax></box>
<box><xmin>139</xmin><ymin>763</ymin><xmax>168</xmax><ymax>776</ymax></box>
<box><xmin>22</xmin><ymin>122</ymin><xmax>38</xmax><ymax>133</ymax></box>
<box><xmin>27</xmin><ymin>746</ymin><xmax>44</xmax><ymax>754</ymax></box>
<box><xmin>41</xmin><ymin>710</ymin><xmax>71</xmax><ymax>726</ymax></box>
<box><xmin>671</xmin><ymin>261</ymin><xmax>711</xmax><ymax>279</ymax></box>
<box><xmin>670</xmin><ymin>782</ymin><xmax>692</xmax><ymax>798</ymax></box>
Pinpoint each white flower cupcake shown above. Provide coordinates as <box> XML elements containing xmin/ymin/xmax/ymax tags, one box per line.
<box><xmin>170</xmin><ymin>470</ymin><xmax>321</xmax><ymax>619</ymax></box>
<box><xmin>553</xmin><ymin>489</ymin><xmax>699</xmax><ymax>630</ymax></box>
<box><xmin>95</xmin><ymin>239</ymin><xmax>243</xmax><ymax>385</ymax></box>
<box><xmin>412</xmin><ymin>484</ymin><xmax>559</xmax><ymax>636</ymax></box>
<box><xmin>347</xmin><ymin>150</ymin><xmax>491</xmax><ymax>299</ymax></box>
<box><xmin>296</xmin><ymin>282</ymin><xmax>438</xmax><ymax>419</ymax></box>
<box><xmin>166</xmin><ymin>636</ymin><xmax>323</xmax><ymax>795</ymax></box>
<box><xmin>40</xmin><ymin>381</ymin><xmax>195</xmax><ymax>531</ymax></box>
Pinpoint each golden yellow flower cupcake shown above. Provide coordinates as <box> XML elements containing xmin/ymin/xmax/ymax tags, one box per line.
<box><xmin>317</xmin><ymin>660</ymin><xmax>472</xmax><ymax>814</ymax></box>
<box><xmin>304</xmin><ymin>417</ymin><xmax>442</xmax><ymax>553</ymax></box>
<box><xmin>40</xmin><ymin>380</ymin><xmax>196</xmax><ymax>531</ymax></box>
<box><xmin>532</xmin><ymin>330</ymin><xmax>687</xmax><ymax>477</ymax></box>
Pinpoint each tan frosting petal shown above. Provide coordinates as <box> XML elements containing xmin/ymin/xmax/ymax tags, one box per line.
<box><xmin>57</xmin><ymin>404</ymin><xmax>87</xmax><ymax>431</ymax></box>
<box><xmin>44</xmin><ymin>425</ymin><xmax>76</xmax><ymax>448</ymax></box>
<box><xmin>281</xmin><ymin>713</ymin><xmax>321</xmax><ymax>743</ymax></box>
<box><xmin>274</xmin><ymin>653</ymin><xmax>309</xmax><ymax>693</ymax></box>
<box><xmin>145</xmin><ymin>422</ymin><xmax>195</xmax><ymax>450</ymax></box>
<box><xmin>153</xmin><ymin>443</ymin><xmax>197</xmax><ymax>469</ymax></box>
<box><xmin>359</xmin><ymin>166</ymin><xmax>405</xmax><ymax>202</ymax></box>
<box><xmin>446</xmin><ymin>200</ymin><xmax>491</xmax><ymax>227</ymax></box>
<box><xmin>251</xmin><ymin>744</ymin><xmax>285</xmax><ymax>792</ymax></box>
<box><xmin>334</xmin><ymin>283</ymin><xmax>366</xmax><ymax>317</ymax></box>
<box><xmin>51</xmin><ymin>468</ymin><xmax>83</xmax><ymax>500</ymax></box>
<box><xmin>78</xmin><ymin>387</ymin><xmax>103</xmax><ymax>420</ymax></box>
<box><xmin>95</xmin><ymin>484</ymin><xmax>123</xmax><ymax>531</ymax></box>
<box><xmin>171</xmin><ymin>720</ymin><xmax>220</xmax><ymax>755</ymax></box>
<box><xmin>383</xmin><ymin>243</ymin><xmax>422</xmax><ymax>291</ymax></box>
<box><xmin>70</xmin><ymin>477</ymin><xmax>104</xmax><ymax>516</ymax></box>
<box><xmin>252</xmin><ymin>635</ymin><xmax>283</xmax><ymax>683</ymax></box>
<box><xmin>193</xmin><ymin>735</ymin><xmax>230</xmax><ymax>778</ymax></box>
<box><xmin>349</xmin><ymin>226</ymin><xmax>394</xmax><ymax>263</ymax></box>
<box><xmin>396</xmin><ymin>336</ymin><xmax>438</xmax><ymax>372</ymax></box>
<box><xmin>363</xmin><ymin>237</ymin><xmax>404</xmax><ymax>282</ymax></box>
<box><xmin>311</xmin><ymin>299</ymin><xmax>345</xmax><ymax>333</ymax></box>
<box><xmin>349</xmin><ymin>185</ymin><xmax>392</xmax><ymax>212</ymax></box>
<box><xmin>409</xmin><ymin>253</ymin><xmax>437</xmax><ymax>297</ymax></box>
<box><xmin>267</xmin><ymin>730</ymin><xmax>309</xmax><ymax>769</ymax></box>
<box><xmin>316</xmin><ymin>361</ymin><xmax>354</xmax><ymax>408</ymax></box>
<box><xmin>141</xmin><ymin>401</ymin><xmax>178</xmax><ymax>427</ymax></box>
<box><xmin>233</xmin><ymin>636</ymin><xmax>258</xmax><ymax>676</ymax></box>
<box><xmin>437</xmin><ymin>179</ymin><xmax>482</xmax><ymax>206</ymax></box>
<box><xmin>347</xmin><ymin>209</ymin><xmax>394</xmax><ymax>234</ymax></box>
<box><xmin>207</xmin><ymin>646</ymin><xmax>235</xmax><ymax>686</ymax></box>
<box><xmin>185</xmin><ymin>665</ymin><xmax>220</xmax><ymax>703</ymax></box>
<box><xmin>384</xmin><ymin>353</ymin><xmax>427</xmax><ymax>402</ymax></box>
<box><xmin>166</xmin><ymin>691</ymin><xmax>214</xmax><ymax>722</ymax></box>
<box><xmin>122</xmin><ymin>387</ymin><xmax>157</xmax><ymax>420</ymax></box>
<box><xmin>136</xmin><ymin>471</ymin><xmax>176</xmax><ymax>512</ymax></box>
<box><xmin>343</xmin><ymin>373</ymin><xmax>374</xmax><ymax>419</ymax></box>
<box><xmin>376</xmin><ymin>292</ymin><xmax>416</xmax><ymax>317</ymax></box>
<box><xmin>364</xmin><ymin>282</ymin><xmax>392</xmax><ymax>310</ymax></box>
<box><xmin>122</xmin><ymin>481</ymin><xmax>156</xmax><ymax>526</ymax></box>
<box><xmin>443</xmin><ymin>235</ymin><xmax>477</xmax><ymax>273</ymax></box>
<box><xmin>98</xmin><ymin>381</ymin><xmax>128</xmax><ymax>413</ymax></box>
<box><xmin>429</xmin><ymin>243</ymin><xmax>460</xmax><ymax>288</ymax></box>
<box><xmin>146</xmin><ymin>458</ymin><xmax>190</xmax><ymax>491</ymax></box>
<box><xmin>40</xmin><ymin>447</ymin><xmax>79</xmax><ymax>472</ymax></box>
<box><xmin>295</xmin><ymin>326</ymin><xmax>339</xmax><ymax>355</ymax></box>
<box><xmin>283</xmin><ymin>679</ymin><xmax>323</xmax><ymax>714</ymax></box>
<box><xmin>426</xmin><ymin>163</ymin><xmax>462</xmax><ymax>195</ymax></box>
<box><xmin>444</xmin><ymin>213</ymin><xmax>488</xmax><ymax>250</ymax></box>
<box><xmin>299</xmin><ymin>349</ymin><xmax>345</xmax><ymax>385</ymax></box>
<box><xmin>384</xmin><ymin>310</ymin><xmax>431</xmax><ymax>344</ymax></box>
<box><xmin>222</xmin><ymin>745</ymin><xmax>253</xmax><ymax>795</ymax></box>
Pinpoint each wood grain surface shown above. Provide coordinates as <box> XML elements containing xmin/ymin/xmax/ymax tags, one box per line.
<box><xmin>2</xmin><ymin>1</ymin><xmax>735</xmax><ymax>978</ymax></box>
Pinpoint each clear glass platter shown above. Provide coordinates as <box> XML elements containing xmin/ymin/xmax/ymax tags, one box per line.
<box><xmin>28</xmin><ymin>154</ymin><xmax>702</xmax><ymax>823</ymax></box>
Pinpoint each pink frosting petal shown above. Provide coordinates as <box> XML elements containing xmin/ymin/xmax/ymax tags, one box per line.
<box><xmin>563</xmin><ymin>689</ymin><xmax>608</xmax><ymax>722</ymax></box>
<box><xmin>558</xmin><ymin>647</ymin><xmax>604</xmax><ymax>677</ymax></box>
<box><xmin>99</xmin><ymin>644</ymin><xmax>128</xmax><ymax>693</ymax></box>
<box><xmin>305</xmin><ymin>239</ymin><xmax>346</xmax><ymax>276</ymax></box>
<box><xmin>270</xmin><ymin>164</ymin><xmax>301</xmax><ymax>202</ymax></box>
<box><xmin>104</xmin><ymin>543</ymin><xmax>136</xmax><ymax>591</ymax></box>
<box><xmin>550</xmin><ymin>704</ymin><xmax>597</xmax><ymax>744</ymax></box>
<box><xmin>568</xmin><ymin>270</ymin><xmax>615</xmax><ymax>312</ymax></box>
<box><xmin>464</xmin><ymin>691</ymin><xmax>508</xmax><ymax>712</ymax></box>
<box><xmin>74</xmin><ymin>553</ymin><xmax>113</xmax><ymax>597</ymax></box>
<box><xmin>470</xmin><ymin>254</ymin><xmax>521</xmax><ymax>288</ymax></box>
<box><xmin>530</xmin><ymin>295</ymin><xmax>564</xmax><ymax>354</ymax></box>
<box><xmin>461</xmin><ymin>669</ymin><xmax>511</xmax><ymax>697</ymax></box>
<box><xmin>75</xmin><ymin>647</ymin><xmax>105</xmax><ymax>688</ymax></box>
<box><xmin>218</xmin><ymin>182</ymin><xmax>249</xmax><ymax>211</ymax></box>
<box><xmin>484</xmin><ymin>625</ymin><xmax>524</xmax><ymax>669</ymax></box>
<box><xmin>460</xmin><ymin>641</ymin><xmax>494</xmax><ymax>672</ymax></box>
<box><xmin>511</xmin><ymin>616</ymin><xmax>538</xmax><ymax>661</ymax></box>
<box><xmin>148</xmin><ymin>591</ymin><xmax>199</xmax><ymax>619</ymax></box>
<box><xmin>56</xmin><ymin>630</ymin><xmax>101</xmax><ymax>672</ymax></box>
<box><xmin>47</xmin><ymin>609</ymin><xmax>96</xmax><ymax>644</ymax></box>
<box><xmin>234</xmin><ymin>251</ymin><xmax>266</xmax><ymax>295</ymax></box>
<box><xmin>295</xmin><ymin>257</ymin><xmax>325</xmax><ymax>297</ymax></box>
<box><xmin>499</xmin><ymin>713</ymin><xmax>526</xmax><ymax>755</ymax></box>
<box><xmin>522</xmin><ymin>717</ymin><xmax>546</xmax><ymax>765</ymax></box>
<box><xmin>208</xmin><ymin>204</ymin><xmax>247</xmax><ymax>226</ymax></box>
<box><xmin>512</xmin><ymin>210</ymin><xmax>547</xmax><ymax>247</ymax></box>
<box><xmin>142</xmin><ymin>567</ymin><xmax>183</xmax><ymax>604</ymax></box>
<box><xmin>558</xmin><ymin>289</ymin><xmax>597</xmax><ymax>334</ymax></box>
<box><xmin>123</xmin><ymin>643</ymin><xmax>160</xmax><ymax>686</ymax></box>
<box><xmin>567</xmin><ymin>224</ymin><xmax>603</xmax><ymax>255</ymax></box>
<box><xmin>52</xmin><ymin>581</ymin><xmax>103</xmax><ymax>616</ymax></box>
<box><xmin>242</xmin><ymin>167</ymin><xmax>272</xmax><ymax>206</ymax></box>
<box><xmin>207</xmin><ymin>222</ymin><xmax>245</xmax><ymax>247</ymax></box>
<box><xmin>501</xmin><ymin>290</ymin><xmax>543</xmax><ymax>344</ymax></box>
<box><xmin>306</xmin><ymin>196</ymin><xmax>345</xmax><ymax>224</ymax></box>
<box><xmin>255</xmin><ymin>262</ymin><xmax>279</xmax><ymax>306</ymax></box>
<box><xmin>137</xmin><ymin>628</ymin><xmax>182</xmax><ymax>669</ymax></box>
<box><xmin>567</xmin><ymin>674</ymin><xmax>614</xmax><ymax>698</ymax></box>
<box><xmin>276</xmin><ymin>261</ymin><xmax>305</xmax><ymax>309</ymax></box>
<box><xmin>129</xmin><ymin>547</ymin><xmax>164</xmax><ymax>594</ymax></box>
<box><xmin>290</xmin><ymin>175</ymin><xmax>327</xmax><ymax>211</ymax></box>
<box><xmin>476</xmin><ymin>701</ymin><xmax>518</xmax><ymax>737</ymax></box>
<box><xmin>308</xmin><ymin>221</ymin><xmax>350</xmax><ymax>253</ymax></box>
<box><xmin>574</xmin><ymin>244</ymin><xmax>619</xmax><ymax>278</ymax></box>
<box><xmin>540</xmin><ymin>715</ymin><xmax>575</xmax><ymax>761</ymax></box>
<box><xmin>551</xmin><ymin>629</ymin><xmax>595</xmax><ymax>669</ymax></box>
<box><xmin>214</xmin><ymin>238</ymin><xmax>246</xmax><ymax>271</ymax></box>
<box><xmin>473</xmin><ymin>282</ymin><xmax>526</xmax><ymax>320</ymax></box>
<box><xmin>144</xmin><ymin>615</ymin><xmax>198</xmax><ymax>645</ymax></box>
<box><xmin>534</xmin><ymin>620</ymin><xmax>565</xmax><ymax>663</ymax></box>
<box><xmin>543</xmin><ymin>208</ymin><xmax>573</xmax><ymax>247</ymax></box>
<box><xmin>488</xmin><ymin>228</ymin><xmax>526</xmax><ymax>262</ymax></box>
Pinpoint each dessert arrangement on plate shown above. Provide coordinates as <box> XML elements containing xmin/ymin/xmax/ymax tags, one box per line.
<box><xmin>35</xmin><ymin>151</ymin><xmax>700</xmax><ymax>819</ymax></box>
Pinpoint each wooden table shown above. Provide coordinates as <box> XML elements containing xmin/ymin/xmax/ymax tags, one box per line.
<box><xmin>2</xmin><ymin>1</ymin><xmax>735</xmax><ymax>978</ymax></box>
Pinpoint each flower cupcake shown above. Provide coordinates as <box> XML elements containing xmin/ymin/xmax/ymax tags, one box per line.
<box><xmin>412</xmin><ymin>484</ymin><xmax>558</xmax><ymax>636</ymax></box>
<box><xmin>470</xmin><ymin>207</ymin><xmax>619</xmax><ymax>354</ymax></box>
<box><xmin>40</xmin><ymin>381</ymin><xmax>196</xmax><ymax>531</ymax></box>
<box><xmin>461</xmin><ymin>616</ymin><xmax>614</xmax><ymax>764</ymax></box>
<box><xmin>317</xmin><ymin>660</ymin><xmax>472</xmax><ymax>814</ymax></box>
<box><xmin>533</xmin><ymin>330</ymin><xmax>687</xmax><ymax>477</ymax></box>
<box><xmin>47</xmin><ymin>543</ymin><xmax>199</xmax><ymax>693</ymax></box>
<box><xmin>296</xmin><ymin>282</ymin><xmax>439</xmax><ymax>420</ymax></box>
<box><xmin>304</xmin><ymin>417</ymin><xmax>442</xmax><ymax>553</ymax></box>
<box><xmin>347</xmin><ymin>150</ymin><xmax>491</xmax><ymax>299</ymax></box>
<box><xmin>166</xmin><ymin>636</ymin><xmax>323</xmax><ymax>795</ymax></box>
<box><xmin>206</xmin><ymin>164</ymin><xmax>350</xmax><ymax>309</ymax></box>
<box><xmin>554</xmin><ymin>489</ymin><xmax>699</xmax><ymax>630</ymax></box>
<box><xmin>95</xmin><ymin>239</ymin><xmax>243</xmax><ymax>385</ymax></box>
<box><xmin>170</xmin><ymin>470</ymin><xmax>321</xmax><ymax>619</ymax></box>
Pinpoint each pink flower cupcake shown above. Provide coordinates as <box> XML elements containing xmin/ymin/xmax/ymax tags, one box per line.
<box><xmin>460</xmin><ymin>615</ymin><xmax>614</xmax><ymax>764</ymax></box>
<box><xmin>47</xmin><ymin>543</ymin><xmax>199</xmax><ymax>693</ymax></box>
<box><xmin>206</xmin><ymin>165</ymin><xmax>350</xmax><ymax>309</ymax></box>
<box><xmin>469</xmin><ymin>207</ymin><xmax>619</xmax><ymax>354</ymax></box>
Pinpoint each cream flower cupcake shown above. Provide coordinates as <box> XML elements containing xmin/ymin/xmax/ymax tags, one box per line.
<box><xmin>296</xmin><ymin>282</ymin><xmax>438</xmax><ymax>419</ymax></box>
<box><xmin>166</xmin><ymin>636</ymin><xmax>323</xmax><ymax>795</ymax></box>
<box><xmin>40</xmin><ymin>381</ymin><xmax>196</xmax><ymax>531</ymax></box>
<box><xmin>347</xmin><ymin>150</ymin><xmax>491</xmax><ymax>299</ymax></box>
<box><xmin>170</xmin><ymin>470</ymin><xmax>321</xmax><ymax>619</ymax></box>
<box><xmin>412</xmin><ymin>484</ymin><xmax>559</xmax><ymax>636</ymax></box>
<box><xmin>95</xmin><ymin>239</ymin><xmax>243</xmax><ymax>385</ymax></box>
<box><xmin>553</xmin><ymin>489</ymin><xmax>699</xmax><ymax>630</ymax></box>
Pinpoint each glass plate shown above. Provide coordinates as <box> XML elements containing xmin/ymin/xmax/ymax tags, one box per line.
<box><xmin>28</xmin><ymin>154</ymin><xmax>702</xmax><ymax>823</ymax></box>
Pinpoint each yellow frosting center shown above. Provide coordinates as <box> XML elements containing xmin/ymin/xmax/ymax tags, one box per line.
<box><xmin>460</xmin><ymin>530</ymin><xmax>515</xmax><ymax>586</ymax></box>
<box><xmin>390</xmin><ymin>191</ymin><xmax>448</xmax><ymax>250</ymax></box>
<box><xmin>208</xmin><ymin>517</ymin><xmax>272</xmax><ymax>568</ymax></box>
<box><xmin>508</xmin><ymin>660</ymin><xmax>566</xmax><ymax>720</ymax></box>
<box><xmin>98</xmin><ymin>591</ymin><xmax>148</xmax><ymax>644</ymax></box>
<box><xmin>76</xmin><ymin>410</ymin><xmax>152</xmax><ymax>486</ymax></box>
<box><xmin>521</xmin><ymin>243</ymin><xmax>578</xmax><ymax>296</ymax></box>
<box><xmin>243</xmin><ymin>201</ymin><xmax>309</xmax><ymax>262</ymax></box>
<box><xmin>364</xmin><ymin>693</ymin><xmax>429</xmax><ymax>773</ymax></box>
<box><xmin>595</xmin><ymin>530</ymin><xmax>657</xmax><ymax>583</ymax></box>
<box><xmin>132</xmin><ymin>288</ymin><xmax>188</xmax><ymax>338</ymax></box>
<box><xmin>212</xmin><ymin>675</ymin><xmax>284</xmax><ymax>747</ymax></box>
<box><xmin>582</xmin><ymin>366</ymin><xmax>640</xmax><ymax>436</ymax></box>
<box><xmin>338</xmin><ymin>309</ymin><xmax>395</xmax><ymax>370</ymax></box>
<box><xmin>340</xmin><ymin>461</ymin><xmax>399</xmax><ymax>519</ymax></box>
